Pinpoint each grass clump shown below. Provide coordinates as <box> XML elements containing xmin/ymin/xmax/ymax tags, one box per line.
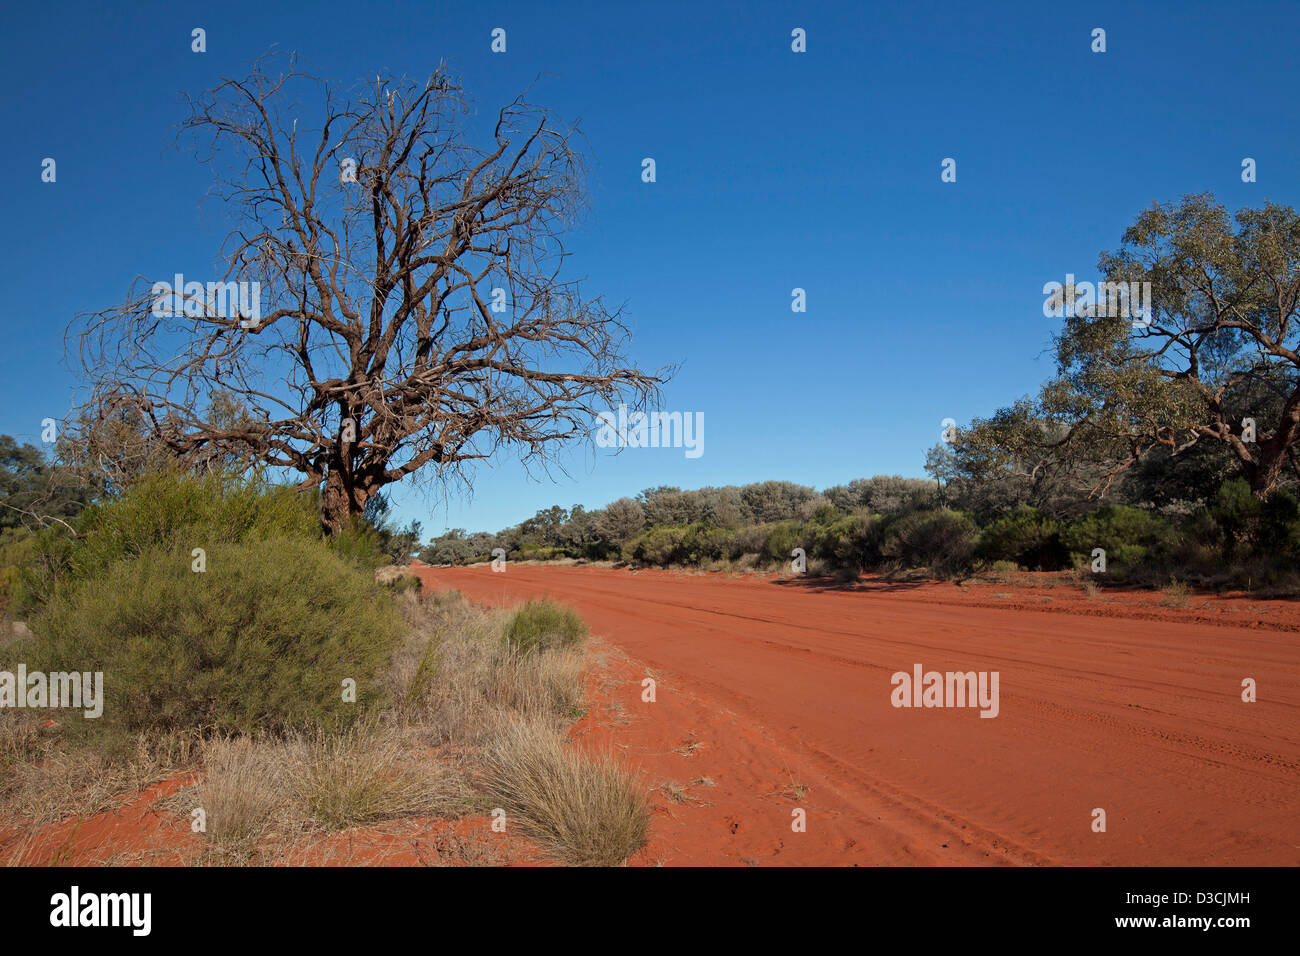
<box><xmin>505</xmin><ymin>598</ymin><xmax>588</xmax><ymax>655</ymax></box>
<box><xmin>192</xmin><ymin>736</ymin><xmax>287</xmax><ymax>862</ymax></box>
<box><xmin>389</xmin><ymin>591</ymin><xmax>585</xmax><ymax>742</ymax></box>
<box><xmin>1161</xmin><ymin>578</ymin><xmax>1191</xmax><ymax>608</ymax></box>
<box><xmin>286</xmin><ymin>722</ymin><xmax>470</xmax><ymax>832</ymax></box>
<box><xmin>480</xmin><ymin>718</ymin><xmax>649</xmax><ymax>866</ymax></box>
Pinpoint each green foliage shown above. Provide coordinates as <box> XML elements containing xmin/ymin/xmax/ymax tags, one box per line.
<box><xmin>978</xmin><ymin>507</ymin><xmax>1066</xmax><ymax>570</ymax></box>
<box><xmin>764</xmin><ymin>521</ymin><xmax>804</xmax><ymax>563</ymax></box>
<box><xmin>804</xmin><ymin>509</ymin><xmax>884</xmax><ymax>569</ymax></box>
<box><xmin>0</xmin><ymin>435</ymin><xmax>90</xmax><ymax>534</ymax></box>
<box><xmin>15</xmin><ymin>469</ymin><xmax>322</xmax><ymax>613</ymax></box>
<box><xmin>0</xmin><ymin>529</ymin><xmax>45</xmax><ymax>619</ymax></box>
<box><xmin>1207</xmin><ymin>479</ymin><xmax>1300</xmax><ymax>561</ymax></box>
<box><xmin>18</xmin><ymin>537</ymin><xmax>402</xmax><ymax>737</ymax></box>
<box><xmin>881</xmin><ymin>509</ymin><xmax>979</xmax><ymax>575</ymax></box>
<box><xmin>623</xmin><ymin>522</ymin><xmax>736</xmax><ymax>566</ymax></box>
<box><xmin>1259</xmin><ymin>488</ymin><xmax>1300</xmax><ymax>556</ymax></box>
<box><xmin>327</xmin><ymin>516</ymin><xmax>389</xmax><ymax>572</ymax></box>
<box><xmin>1211</xmin><ymin>478</ymin><xmax>1260</xmax><ymax>543</ymax></box>
<box><xmin>626</xmin><ymin>526</ymin><xmax>691</xmax><ymax>566</ymax></box>
<box><xmin>1060</xmin><ymin>505</ymin><xmax>1177</xmax><ymax>568</ymax></box>
<box><xmin>505</xmin><ymin>599</ymin><xmax>588</xmax><ymax>655</ymax></box>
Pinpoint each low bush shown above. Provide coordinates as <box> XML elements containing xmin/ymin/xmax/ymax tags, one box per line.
<box><xmin>806</xmin><ymin>509</ymin><xmax>883</xmax><ymax>570</ymax></box>
<box><xmin>978</xmin><ymin>507</ymin><xmax>1066</xmax><ymax>570</ymax></box>
<box><xmin>1210</xmin><ymin>478</ymin><xmax>1260</xmax><ymax>558</ymax></box>
<box><xmin>13</xmin><ymin>470</ymin><xmax>327</xmax><ymax>614</ymax></box>
<box><xmin>0</xmin><ymin>529</ymin><xmax>36</xmax><ymax>620</ymax></box>
<box><xmin>19</xmin><ymin>536</ymin><xmax>402</xmax><ymax>737</ymax></box>
<box><xmin>327</xmin><ymin>516</ymin><xmax>390</xmax><ymax>572</ymax></box>
<box><xmin>881</xmin><ymin>509</ymin><xmax>979</xmax><ymax>576</ymax></box>
<box><xmin>512</xmin><ymin>543</ymin><xmax>566</xmax><ymax>562</ymax></box>
<box><xmin>763</xmin><ymin>521</ymin><xmax>804</xmax><ymax>565</ymax></box>
<box><xmin>505</xmin><ymin>599</ymin><xmax>588</xmax><ymax>655</ymax></box>
<box><xmin>626</xmin><ymin>526</ymin><xmax>690</xmax><ymax>566</ymax></box>
<box><xmin>1060</xmin><ymin>505</ymin><xmax>1177</xmax><ymax>570</ymax></box>
<box><xmin>1259</xmin><ymin>489</ymin><xmax>1300</xmax><ymax>558</ymax></box>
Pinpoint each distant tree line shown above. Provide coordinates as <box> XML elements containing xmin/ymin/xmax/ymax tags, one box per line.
<box><xmin>421</xmin><ymin>458</ymin><xmax>1300</xmax><ymax>590</ymax></box>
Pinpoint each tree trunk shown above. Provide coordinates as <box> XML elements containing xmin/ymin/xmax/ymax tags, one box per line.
<box><xmin>320</xmin><ymin>461</ymin><xmax>376</xmax><ymax>536</ymax></box>
<box><xmin>1250</xmin><ymin>445</ymin><xmax>1285</xmax><ymax>501</ymax></box>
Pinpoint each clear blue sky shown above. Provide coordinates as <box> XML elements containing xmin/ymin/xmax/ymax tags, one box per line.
<box><xmin>2</xmin><ymin>0</ymin><xmax>1297</xmax><ymax>535</ymax></box>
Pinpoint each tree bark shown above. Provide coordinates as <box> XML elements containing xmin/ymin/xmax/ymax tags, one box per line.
<box><xmin>1250</xmin><ymin>446</ymin><xmax>1286</xmax><ymax>501</ymax></box>
<box><xmin>320</xmin><ymin>459</ymin><xmax>377</xmax><ymax>536</ymax></box>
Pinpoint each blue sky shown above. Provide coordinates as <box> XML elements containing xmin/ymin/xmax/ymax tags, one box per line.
<box><xmin>2</xmin><ymin>0</ymin><xmax>1297</xmax><ymax>535</ymax></box>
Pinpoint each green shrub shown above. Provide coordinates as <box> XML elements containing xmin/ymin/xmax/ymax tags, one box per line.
<box><xmin>19</xmin><ymin>537</ymin><xmax>402</xmax><ymax>737</ymax></box>
<box><xmin>1210</xmin><ymin>478</ymin><xmax>1260</xmax><ymax>556</ymax></box>
<box><xmin>9</xmin><ymin>525</ymin><xmax>77</xmax><ymax>617</ymax></box>
<box><xmin>842</xmin><ymin>511</ymin><xmax>886</xmax><ymax>570</ymax></box>
<box><xmin>1170</xmin><ymin>508</ymin><xmax>1223</xmax><ymax>569</ymax></box>
<box><xmin>0</xmin><ymin>529</ymin><xmax>38</xmax><ymax>619</ymax></box>
<box><xmin>1060</xmin><ymin>505</ymin><xmax>1176</xmax><ymax>569</ymax></box>
<box><xmin>505</xmin><ymin>599</ymin><xmax>588</xmax><ymax>655</ymax></box>
<box><xmin>15</xmin><ymin>470</ymin><xmax>323</xmax><ymax>613</ymax></box>
<box><xmin>808</xmin><ymin>503</ymin><xmax>843</xmax><ymax>527</ymax></box>
<box><xmin>512</xmin><ymin>543</ymin><xmax>565</xmax><ymax>562</ymax></box>
<box><xmin>692</xmin><ymin>525</ymin><xmax>734</xmax><ymax>562</ymax></box>
<box><xmin>805</xmin><ymin>510</ymin><xmax>883</xmax><ymax>570</ymax></box>
<box><xmin>726</xmin><ymin>525</ymin><xmax>769</xmax><ymax>560</ymax></box>
<box><xmin>1260</xmin><ymin>489</ymin><xmax>1300</xmax><ymax>558</ymax></box>
<box><xmin>73</xmin><ymin>470</ymin><xmax>317</xmax><ymax>574</ymax></box>
<box><xmin>764</xmin><ymin>522</ymin><xmax>804</xmax><ymax>564</ymax></box>
<box><xmin>978</xmin><ymin>507</ymin><xmax>1066</xmax><ymax>570</ymax></box>
<box><xmin>881</xmin><ymin>509</ymin><xmax>978</xmax><ymax>575</ymax></box>
<box><xmin>327</xmin><ymin>516</ymin><xmax>389</xmax><ymax>572</ymax></box>
<box><xmin>626</xmin><ymin>526</ymin><xmax>690</xmax><ymax>566</ymax></box>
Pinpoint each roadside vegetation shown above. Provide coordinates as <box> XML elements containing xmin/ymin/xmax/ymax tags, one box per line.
<box><xmin>417</xmin><ymin>471</ymin><xmax>1300</xmax><ymax>594</ymax></box>
<box><xmin>0</xmin><ymin>471</ymin><xmax>648</xmax><ymax>867</ymax></box>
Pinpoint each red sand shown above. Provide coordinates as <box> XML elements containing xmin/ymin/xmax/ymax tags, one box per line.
<box><xmin>416</xmin><ymin>564</ymin><xmax>1300</xmax><ymax>866</ymax></box>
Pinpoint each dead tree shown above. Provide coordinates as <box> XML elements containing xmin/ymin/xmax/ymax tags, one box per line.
<box><xmin>71</xmin><ymin>55</ymin><xmax>667</xmax><ymax>533</ymax></box>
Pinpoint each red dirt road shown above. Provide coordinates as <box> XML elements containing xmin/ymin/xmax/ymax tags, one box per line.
<box><xmin>418</xmin><ymin>564</ymin><xmax>1300</xmax><ymax>866</ymax></box>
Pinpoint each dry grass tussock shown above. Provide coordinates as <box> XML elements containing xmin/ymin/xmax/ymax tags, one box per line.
<box><xmin>0</xmin><ymin>717</ymin><xmax>195</xmax><ymax>828</ymax></box>
<box><xmin>187</xmin><ymin>721</ymin><xmax>475</xmax><ymax>863</ymax></box>
<box><xmin>479</xmin><ymin>716</ymin><xmax>650</xmax><ymax>866</ymax></box>
<box><xmin>387</xmin><ymin>589</ymin><xmax>586</xmax><ymax>744</ymax></box>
